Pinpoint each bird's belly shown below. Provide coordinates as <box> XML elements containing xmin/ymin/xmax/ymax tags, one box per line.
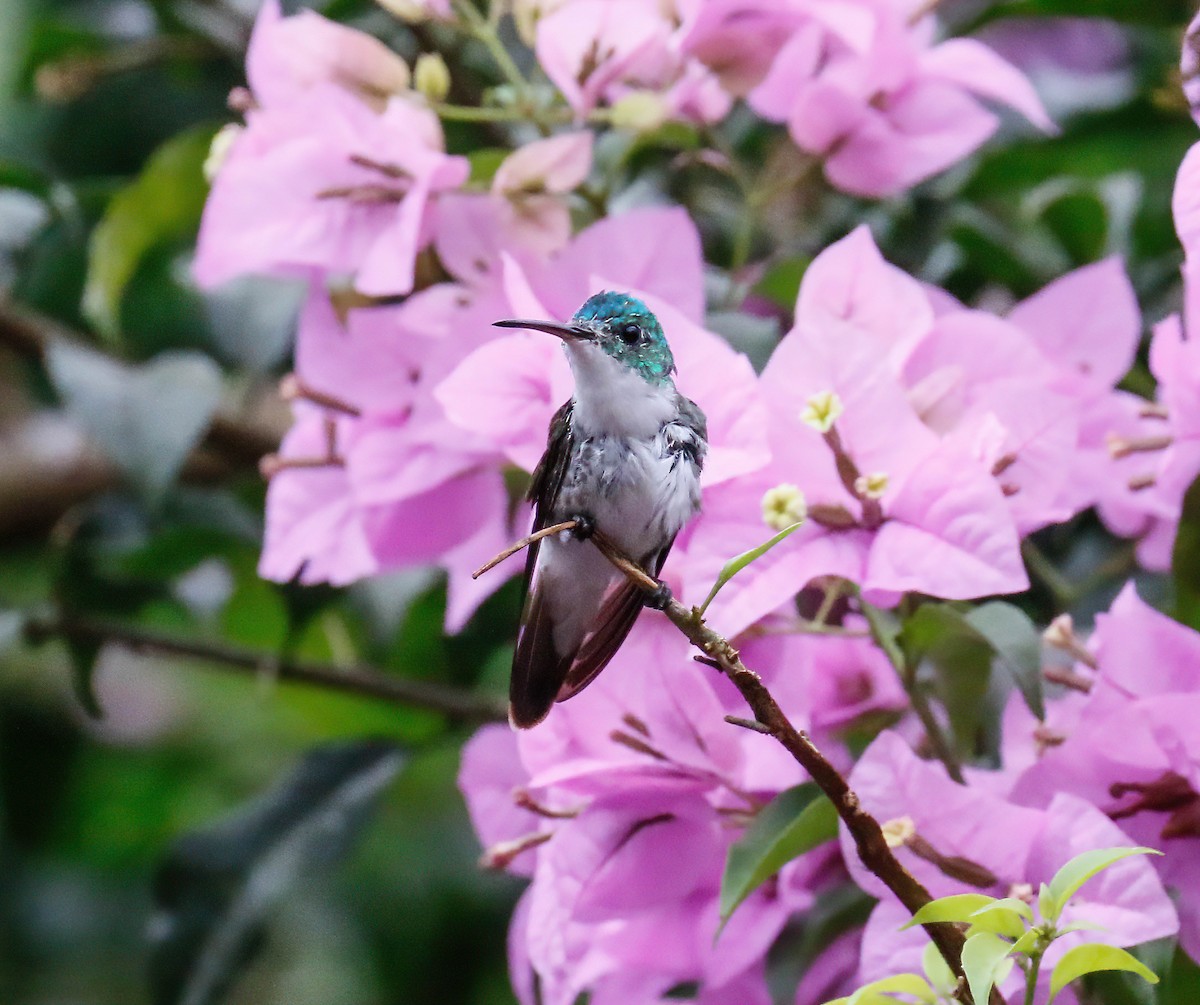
<box><xmin>556</xmin><ymin>436</ymin><xmax>701</xmax><ymax>562</ymax></box>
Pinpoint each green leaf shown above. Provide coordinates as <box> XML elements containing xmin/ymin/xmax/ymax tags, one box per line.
<box><xmin>83</xmin><ymin>124</ymin><xmax>215</xmax><ymax>339</ymax></box>
<box><xmin>753</xmin><ymin>257</ymin><xmax>809</xmax><ymax>310</ymax></box>
<box><xmin>1044</xmin><ymin>847</ymin><xmax>1160</xmax><ymax>924</ymax></box>
<box><xmin>699</xmin><ymin>521</ymin><xmax>804</xmax><ymax>616</ymax></box>
<box><xmin>964</xmin><ymin>601</ymin><xmax>1045</xmax><ymax>721</ymax></box>
<box><xmin>966</xmin><ymin>905</ymin><xmax>1027</xmax><ymax>940</ymax></box>
<box><xmin>860</xmin><ymin>599</ymin><xmax>904</xmax><ymax>671</ymax></box>
<box><xmin>149</xmin><ymin>740</ymin><xmax>405</xmax><ymax>1005</ymax></box>
<box><xmin>922</xmin><ymin>940</ymin><xmax>957</xmax><ymax>996</ymax></box>
<box><xmin>466</xmin><ymin>147</ymin><xmax>508</xmax><ymax>186</ymax></box>
<box><xmin>849</xmin><ymin>974</ymin><xmax>936</xmax><ymax>1005</ymax></box>
<box><xmin>961</xmin><ymin>931</ymin><xmax>1014</xmax><ymax>1005</ymax></box>
<box><xmin>46</xmin><ymin>343</ymin><xmax>223</xmax><ymax>504</ymax></box>
<box><xmin>719</xmin><ymin>783</ymin><xmax>838</xmax><ymax>925</ymax></box>
<box><xmin>1038</xmin><ymin>882</ymin><xmax>1055</xmax><ymax>922</ymax></box>
<box><xmin>898</xmin><ymin>604</ymin><xmax>995</xmax><ymax>760</ymax></box>
<box><xmin>66</xmin><ymin>631</ymin><xmax>103</xmax><ymax>718</ymax></box>
<box><xmin>1009</xmin><ymin>930</ymin><xmax>1041</xmax><ymax>956</ymax></box>
<box><xmin>0</xmin><ymin>609</ymin><xmax>24</xmax><ymax>654</ymax></box>
<box><xmin>1172</xmin><ymin>472</ymin><xmax>1200</xmax><ymax>630</ymax></box>
<box><xmin>1049</xmin><ymin>944</ymin><xmax>1160</xmax><ymax>1002</ymax></box>
<box><xmin>902</xmin><ymin>893</ymin><xmax>997</xmax><ymax>929</ymax></box>
<box><xmin>976</xmin><ymin>897</ymin><xmax>1034</xmax><ymax>923</ymax></box>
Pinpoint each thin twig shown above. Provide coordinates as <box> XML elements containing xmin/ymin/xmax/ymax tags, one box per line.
<box><xmin>24</xmin><ymin>613</ymin><xmax>508</xmax><ymax>723</ymax></box>
<box><xmin>573</xmin><ymin>536</ymin><xmax>999</xmax><ymax>1005</ymax></box>
<box><xmin>724</xmin><ymin>714</ymin><xmax>773</xmax><ymax>735</ymax></box>
<box><xmin>472</xmin><ymin>519</ymin><xmax>579</xmax><ymax>579</ymax></box>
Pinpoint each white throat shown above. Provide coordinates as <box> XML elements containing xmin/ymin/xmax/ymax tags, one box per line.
<box><xmin>566</xmin><ymin>342</ymin><xmax>677</xmax><ymax>439</ymax></box>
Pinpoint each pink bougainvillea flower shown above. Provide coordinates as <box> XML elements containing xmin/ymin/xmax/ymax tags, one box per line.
<box><xmin>849</xmin><ymin>732</ymin><xmax>1178</xmax><ymax>987</ymax></box>
<box><xmin>458</xmin><ymin>618</ymin><xmax>823</xmax><ymax>1005</ymax></box>
<box><xmin>527</xmin><ymin>205</ymin><xmax>708</xmax><ymax>322</ymax></box>
<box><xmin>259</xmin><ymin>287</ymin><xmax>519</xmax><ymax>627</ymax></box>
<box><xmin>1183</xmin><ymin>12</ymin><xmax>1200</xmax><ymax>127</ymax></box>
<box><xmin>258</xmin><ymin>407</ymin><xmax>378</xmax><ymax>586</ymax></box>
<box><xmin>744</xmin><ymin>7</ymin><xmax>1052</xmax><ymax>196</ymax></box>
<box><xmin>1008</xmin><ymin>585</ymin><xmax>1200</xmax><ymax>959</ymax></box>
<box><xmin>475</xmin><ymin>131</ymin><xmax>596</xmax><ymax>256</ymax></box>
<box><xmin>679</xmin><ymin>237</ymin><xmax>1027</xmax><ymax>635</ymax></box>
<box><xmin>492</xmin><ymin>131</ymin><xmax>594</xmax><ymax>196</ymax></box>
<box><xmin>194</xmin><ymin>85</ymin><xmax>468</xmax><ymax>295</ymax></box>
<box><xmin>1007</xmin><ymin>256</ymin><xmax>1140</xmax><ymax>396</ymax></box>
<box><xmin>245</xmin><ymin>0</ymin><xmax>410</xmax><ymax>109</ymax></box>
<box><xmin>436</xmin><ymin>207</ymin><xmax>766</xmax><ymax>481</ymax></box>
<box><xmin>535</xmin><ymin>0</ymin><xmax>669</xmax><ymax>116</ymax></box>
<box><xmin>534</xmin><ymin>0</ymin><xmax>730</xmax><ymax>124</ymax></box>
<box><xmin>1149</xmin><ymin>312</ymin><xmax>1200</xmax><ymax>509</ymax></box>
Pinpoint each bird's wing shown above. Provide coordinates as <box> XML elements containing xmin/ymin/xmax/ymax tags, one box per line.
<box><xmin>553</xmin><ymin>539</ymin><xmax>674</xmax><ymax>704</ymax></box>
<box><xmin>509</xmin><ymin>399</ymin><xmax>576</xmax><ymax>728</ymax></box>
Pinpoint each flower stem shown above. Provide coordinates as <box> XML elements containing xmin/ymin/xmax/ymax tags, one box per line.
<box><xmin>431</xmin><ymin>101</ymin><xmax>537</xmax><ymax>123</ymax></box>
<box><xmin>452</xmin><ymin>0</ymin><xmax>529</xmax><ymax>96</ymax></box>
<box><xmin>860</xmin><ymin>597</ymin><xmax>965</xmax><ymax>784</ymax></box>
<box><xmin>1024</xmin><ymin>949</ymin><xmax>1043</xmax><ymax>1005</ymax></box>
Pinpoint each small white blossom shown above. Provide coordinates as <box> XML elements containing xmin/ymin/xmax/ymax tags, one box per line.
<box><xmin>761</xmin><ymin>483</ymin><xmax>807</xmax><ymax>531</ymax></box>
<box><xmin>801</xmin><ymin>390</ymin><xmax>844</xmax><ymax>433</ymax></box>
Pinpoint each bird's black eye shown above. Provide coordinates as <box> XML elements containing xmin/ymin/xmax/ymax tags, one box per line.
<box><xmin>619</xmin><ymin>322</ymin><xmax>642</xmax><ymax>344</ymax></box>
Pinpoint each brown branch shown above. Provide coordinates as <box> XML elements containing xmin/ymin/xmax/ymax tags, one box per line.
<box><xmin>23</xmin><ymin>612</ymin><xmax>508</xmax><ymax>724</ymax></box>
<box><xmin>581</xmin><ymin>533</ymin><xmax>999</xmax><ymax>1005</ymax></box>
<box><xmin>472</xmin><ymin>519</ymin><xmax>579</xmax><ymax>579</ymax></box>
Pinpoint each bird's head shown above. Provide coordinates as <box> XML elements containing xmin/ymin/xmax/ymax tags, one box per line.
<box><xmin>494</xmin><ymin>291</ymin><xmax>675</xmax><ymax>385</ymax></box>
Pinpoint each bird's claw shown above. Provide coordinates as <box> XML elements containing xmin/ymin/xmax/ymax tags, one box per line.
<box><xmin>644</xmin><ymin>580</ymin><xmax>673</xmax><ymax>610</ymax></box>
<box><xmin>569</xmin><ymin>513</ymin><xmax>596</xmax><ymax>540</ymax></box>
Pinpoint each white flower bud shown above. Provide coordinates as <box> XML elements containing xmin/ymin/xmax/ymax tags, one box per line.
<box><xmin>854</xmin><ymin>471</ymin><xmax>889</xmax><ymax>500</ymax></box>
<box><xmin>801</xmin><ymin>390</ymin><xmax>844</xmax><ymax>433</ymax></box>
<box><xmin>881</xmin><ymin>816</ymin><xmax>916</xmax><ymax>849</ymax></box>
<box><xmin>611</xmin><ymin>91</ymin><xmax>669</xmax><ymax>133</ymax></box>
<box><xmin>203</xmin><ymin>123</ymin><xmax>243</xmax><ymax>182</ymax></box>
<box><xmin>761</xmin><ymin>484</ymin><xmax>807</xmax><ymax>531</ymax></box>
<box><xmin>414</xmin><ymin>52</ymin><xmax>451</xmax><ymax>102</ymax></box>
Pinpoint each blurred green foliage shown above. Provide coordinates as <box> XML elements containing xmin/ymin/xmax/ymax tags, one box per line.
<box><xmin>0</xmin><ymin>0</ymin><xmax>1198</xmax><ymax>1002</ymax></box>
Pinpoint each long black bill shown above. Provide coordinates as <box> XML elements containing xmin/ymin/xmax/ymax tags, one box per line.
<box><xmin>493</xmin><ymin>319</ymin><xmax>593</xmax><ymax>341</ymax></box>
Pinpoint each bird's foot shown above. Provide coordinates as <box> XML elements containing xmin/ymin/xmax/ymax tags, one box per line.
<box><xmin>568</xmin><ymin>513</ymin><xmax>596</xmax><ymax>541</ymax></box>
<box><xmin>643</xmin><ymin>579</ymin><xmax>673</xmax><ymax>611</ymax></box>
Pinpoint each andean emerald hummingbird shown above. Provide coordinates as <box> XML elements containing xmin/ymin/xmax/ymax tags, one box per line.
<box><xmin>494</xmin><ymin>291</ymin><xmax>708</xmax><ymax>728</ymax></box>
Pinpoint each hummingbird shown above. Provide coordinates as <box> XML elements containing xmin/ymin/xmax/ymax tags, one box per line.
<box><xmin>495</xmin><ymin>291</ymin><xmax>708</xmax><ymax>729</ymax></box>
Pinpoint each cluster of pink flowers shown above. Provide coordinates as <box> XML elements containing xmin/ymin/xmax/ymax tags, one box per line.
<box><xmin>192</xmin><ymin>1</ymin><xmax>1200</xmax><ymax>1002</ymax></box>
<box><xmin>512</xmin><ymin>0</ymin><xmax>1057</xmax><ymax>195</ymax></box>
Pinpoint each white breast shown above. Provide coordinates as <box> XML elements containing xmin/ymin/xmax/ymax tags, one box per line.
<box><xmin>566</xmin><ymin>343</ymin><xmax>678</xmax><ymax>440</ymax></box>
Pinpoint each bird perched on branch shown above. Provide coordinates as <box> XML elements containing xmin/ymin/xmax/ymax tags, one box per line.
<box><xmin>494</xmin><ymin>292</ymin><xmax>708</xmax><ymax>728</ymax></box>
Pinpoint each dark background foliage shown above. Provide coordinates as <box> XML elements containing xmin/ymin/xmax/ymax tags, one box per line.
<box><xmin>1</xmin><ymin>0</ymin><xmax>1198</xmax><ymax>1002</ymax></box>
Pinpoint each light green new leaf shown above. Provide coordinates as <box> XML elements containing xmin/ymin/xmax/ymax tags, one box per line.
<box><xmin>1009</xmin><ymin>930</ymin><xmax>1041</xmax><ymax>956</ymax></box>
<box><xmin>719</xmin><ymin>783</ymin><xmax>837</xmax><ymax>925</ymax></box>
<box><xmin>922</xmin><ymin>941</ymin><xmax>957</xmax><ymax>995</ymax></box>
<box><xmin>849</xmin><ymin>973</ymin><xmax>936</xmax><ymax>1005</ymax></box>
<box><xmin>1038</xmin><ymin>883</ymin><xmax>1056</xmax><ymax>923</ymax></box>
<box><xmin>1056</xmin><ymin>920</ymin><xmax>1108</xmax><ymax>935</ymax></box>
<box><xmin>1044</xmin><ymin>847</ymin><xmax>1160</xmax><ymax>923</ymax></box>
<box><xmin>84</xmin><ymin>125</ymin><xmax>216</xmax><ymax>339</ymax></box>
<box><xmin>699</xmin><ymin>521</ymin><xmax>803</xmax><ymax>615</ymax></box>
<box><xmin>976</xmin><ymin>897</ymin><xmax>1034</xmax><ymax>923</ymax></box>
<box><xmin>902</xmin><ymin>893</ymin><xmax>997</xmax><ymax>929</ymax></box>
<box><xmin>1049</xmin><ymin>944</ymin><xmax>1160</xmax><ymax>1002</ymax></box>
<box><xmin>966</xmin><ymin>905</ymin><xmax>1027</xmax><ymax>939</ymax></box>
<box><xmin>962</xmin><ymin>931</ymin><xmax>1014</xmax><ymax>1005</ymax></box>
